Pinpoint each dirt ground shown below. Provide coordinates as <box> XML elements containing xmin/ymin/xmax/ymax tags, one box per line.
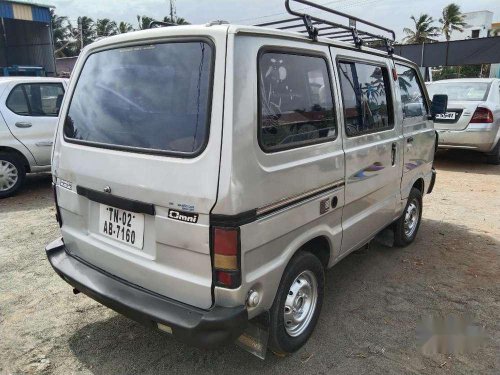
<box><xmin>0</xmin><ymin>150</ymin><xmax>499</xmax><ymax>375</ymax></box>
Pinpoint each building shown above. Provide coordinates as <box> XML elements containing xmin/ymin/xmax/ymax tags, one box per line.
<box><xmin>0</xmin><ymin>0</ymin><xmax>56</xmax><ymax>76</ymax></box>
<box><xmin>438</xmin><ymin>10</ymin><xmax>493</xmax><ymax>41</ymax></box>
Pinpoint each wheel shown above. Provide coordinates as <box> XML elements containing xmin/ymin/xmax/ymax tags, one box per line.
<box><xmin>268</xmin><ymin>251</ymin><xmax>325</xmax><ymax>355</ymax></box>
<box><xmin>486</xmin><ymin>142</ymin><xmax>500</xmax><ymax>165</ymax></box>
<box><xmin>394</xmin><ymin>188</ymin><xmax>423</xmax><ymax>247</ymax></box>
<box><xmin>0</xmin><ymin>153</ymin><xmax>26</xmax><ymax>198</ymax></box>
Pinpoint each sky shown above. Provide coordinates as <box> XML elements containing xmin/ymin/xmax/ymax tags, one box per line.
<box><xmin>45</xmin><ymin>0</ymin><xmax>500</xmax><ymax>41</ymax></box>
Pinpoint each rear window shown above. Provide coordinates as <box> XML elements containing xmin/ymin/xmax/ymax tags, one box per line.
<box><xmin>64</xmin><ymin>41</ymin><xmax>213</xmax><ymax>156</ymax></box>
<box><xmin>427</xmin><ymin>82</ymin><xmax>490</xmax><ymax>102</ymax></box>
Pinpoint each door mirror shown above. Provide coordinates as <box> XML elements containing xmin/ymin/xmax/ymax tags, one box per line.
<box><xmin>430</xmin><ymin>94</ymin><xmax>448</xmax><ymax>119</ymax></box>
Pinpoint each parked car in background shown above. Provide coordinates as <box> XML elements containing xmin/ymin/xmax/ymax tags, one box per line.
<box><xmin>0</xmin><ymin>77</ymin><xmax>68</xmax><ymax>198</ymax></box>
<box><xmin>426</xmin><ymin>78</ymin><xmax>500</xmax><ymax>164</ymax></box>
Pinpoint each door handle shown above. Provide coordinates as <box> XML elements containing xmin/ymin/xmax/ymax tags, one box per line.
<box><xmin>15</xmin><ymin>122</ymin><xmax>32</xmax><ymax>128</ymax></box>
<box><xmin>407</xmin><ymin>136</ymin><xmax>414</xmax><ymax>143</ymax></box>
<box><xmin>391</xmin><ymin>142</ymin><xmax>397</xmax><ymax>166</ymax></box>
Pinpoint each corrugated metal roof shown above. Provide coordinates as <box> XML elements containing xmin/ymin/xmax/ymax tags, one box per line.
<box><xmin>5</xmin><ymin>0</ymin><xmax>54</xmax><ymax>9</ymax></box>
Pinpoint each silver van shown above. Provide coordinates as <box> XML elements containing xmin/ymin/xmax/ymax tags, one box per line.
<box><xmin>46</xmin><ymin>1</ymin><xmax>446</xmax><ymax>356</ymax></box>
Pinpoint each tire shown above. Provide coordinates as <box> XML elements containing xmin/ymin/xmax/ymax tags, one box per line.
<box><xmin>394</xmin><ymin>188</ymin><xmax>423</xmax><ymax>247</ymax></box>
<box><xmin>486</xmin><ymin>142</ymin><xmax>500</xmax><ymax>165</ymax></box>
<box><xmin>268</xmin><ymin>251</ymin><xmax>325</xmax><ymax>356</ymax></box>
<box><xmin>0</xmin><ymin>153</ymin><xmax>26</xmax><ymax>198</ymax></box>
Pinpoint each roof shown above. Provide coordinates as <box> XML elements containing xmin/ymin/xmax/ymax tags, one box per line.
<box><xmin>428</xmin><ymin>78</ymin><xmax>498</xmax><ymax>84</ymax></box>
<box><xmin>0</xmin><ymin>77</ymin><xmax>66</xmax><ymax>85</ymax></box>
<box><xmin>5</xmin><ymin>0</ymin><xmax>54</xmax><ymax>9</ymax></box>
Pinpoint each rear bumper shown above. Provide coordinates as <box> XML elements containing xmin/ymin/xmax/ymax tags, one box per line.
<box><xmin>437</xmin><ymin>124</ymin><xmax>498</xmax><ymax>152</ymax></box>
<box><xmin>45</xmin><ymin>238</ymin><xmax>248</xmax><ymax>348</ymax></box>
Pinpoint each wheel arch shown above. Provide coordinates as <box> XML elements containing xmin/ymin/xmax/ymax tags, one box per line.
<box><xmin>0</xmin><ymin>146</ymin><xmax>31</xmax><ymax>173</ymax></box>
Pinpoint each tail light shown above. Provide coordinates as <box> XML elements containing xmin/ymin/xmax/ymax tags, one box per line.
<box><xmin>52</xmin><ymin>184</ymin><xmax>63</xmax><ymax>227</ymax></box>
<box><xmin>471</xmin><ymin>107</ymin><xmax>494</xmax><ymax>123</ymax></box>
<box><xmin>212</xmin><ymin>227</ymin><xmax>240</xmax><ymax>288</ymax></box>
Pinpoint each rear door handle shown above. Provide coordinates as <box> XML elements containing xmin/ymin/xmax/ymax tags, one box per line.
<box><xmin>15</xmin><ymin>122</ymin><xmax>32</xmax><ymax>128</ymax></box>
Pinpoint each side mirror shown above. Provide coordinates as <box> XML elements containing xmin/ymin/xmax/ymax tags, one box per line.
<box><xmin>430</xmin><ymin>94</ymin><xmax>448</xmax><ymax>119</ymax></box>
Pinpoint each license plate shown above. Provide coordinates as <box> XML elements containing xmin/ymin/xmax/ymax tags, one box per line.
<box><xmin>99</xmin><ymin>205</ymin><xmax>145</xmax><ymax>249</ymax></box>
<box><xmin>435</xmin><ymin>112</ymin><xmax>456</xmax><ymax>120</ymax></box>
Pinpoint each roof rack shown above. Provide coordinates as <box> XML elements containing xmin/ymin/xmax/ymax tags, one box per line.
<box><xmin>255</xmin><ymin>0</ymin><xmax>395</xmax><ymax>54</ymax></box>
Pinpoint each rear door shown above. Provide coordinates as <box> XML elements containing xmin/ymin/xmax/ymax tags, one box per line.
<box><xmin>395</xmin><ymin>63</ymin><xmax>435</xmax><ymax>199</ymax></box>
<box><xmin>1</xmin><ymin>81</ymin><xmax>65</xmax><ymax>165</ymax></box>
<box><xmin>53</xmin><ymin>30</ymin><xmax>227</xmax><ymax>309</ymax></box>
<box><xmin>333</xmin><ymin>50</ymin><xmax>403</xmax><ymax>253</ymax></box>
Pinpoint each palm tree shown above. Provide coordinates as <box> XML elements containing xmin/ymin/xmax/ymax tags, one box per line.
<box><xmin>403</xmin><ymin>14</ymin><xmax>441</xmax><ymax>44</ymax></box>
<box><xmin>96</xmin><ymin>18</ymin><xmax>118</xmax><ymax>38</ymax></box>
<box><xmin>118</xmin><ymin>21</ymin><xmax>134</xmax><ymax>34</ymax></box>
<box><xmin>77</xmin><ymin>16</ymin><xmax>97</xmax><ymax>50</ymax></box>
<box><xmin>51</xmin><ymin>10</ymin><xmax>75</xmax><ymax>57</ymax></box>
<box><xmin>137</xmin><ymin>15</ymin><xmax>156</xmax><ymax>30</ymax></box>
<box><xmin>440</xmin><ymin>3</ymin><xmax>467</xmax><ymax>41</ymax></box>
<box><xmin>163</xmin><ymin>15</ymin><xmax>190</xmax><ymax>25</ymax></box>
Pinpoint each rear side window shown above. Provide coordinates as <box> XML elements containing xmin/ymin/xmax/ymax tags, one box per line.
<box><xmin>258</xmin><ymin>52</ymin><xmax>337</xmax><ymax>152</ymax></box>
<box><xmin>338</xmin><ymin>61</ymin><xmax>394</xmax><ymax>137</ymax></box>
<box><xmin>396</xmin><ymin>64</ymin><xmax>427</xmax><ymax>118</ymax></box>
<box><xmin>64</xmin><ymin>41</ymin><xmax>213</xmax><ymax>156</ymax></box>
<box><xmin>7</xmin><ymin>83</ymin><xmax>64</xmax><ymax>116</ymax></box>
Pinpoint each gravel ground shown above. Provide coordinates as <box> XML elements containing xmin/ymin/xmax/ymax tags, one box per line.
<box><xmin>0</xmin><ymin>150</ymin><xmax>499</xmax><ymax>375</ymax></box>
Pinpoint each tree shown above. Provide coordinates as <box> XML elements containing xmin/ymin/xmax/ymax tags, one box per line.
<box><xmin>96</xmin><ymin>18</ymin><xmax>118</xmax><ymax>38</ymax></box>
<box><xmin>439</xmin><ymin>3</ymin><xmax>467</xmax><ymax>41</ymax></box>
<box><xmin>403</xmin><ymin>14</ymin><xmax>441</xmax><ymax>44</ymax></box>
<box><xmin>137</xmin><ymin>15</ymin><xmax>156</xmax><ymax>30</ymax></box>
<box><xmin>51</xmin><ymin>10</ymin><xmax>75</xmax><ymax>57</ymax></box>
<box><xmin>118</xmin><ymin>21</ymin><xmax>134</xmax><ymax>34</ymax></box>
<box><xmin>163</xmin><ymin>15</ymin><xmax>190</xmax><ymax>25</ymax></box>
<box><xmin>77</xmin><ymin>16</ymin><xmax>97</xmax><ymax>51</ymax></box>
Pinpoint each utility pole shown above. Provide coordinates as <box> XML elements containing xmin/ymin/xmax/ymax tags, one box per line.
<box><xmin>78</xmin><ymin>17</ymin><xmax>83</xmax><ymax>51</ymax></box>
<box><xmin>169</xmin><ymin>0</ymin><xmax>176</xmax><ymax>23</ymax></box>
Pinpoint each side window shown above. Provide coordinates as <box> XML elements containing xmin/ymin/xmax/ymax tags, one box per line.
<box><xmin>6</xmin><ymin>86</ymin><xmax>30</xmax><ymax>115</ymax></box>
<box><xmin>6</xmin><ymin>83</ymin><xmax>64</xmax><ymax>117</ymax></box>
<box><xmin>338</xmin><ymin>60</ymin><xmax>394</xmax><ymax>137</ymax></box>
<box><xmin>395</xmin><ymin>64</ymin><xmax>427</xmax><ymax>119</ymax></box>
<box><xmin>259</xmin><ymin>52</ymin><xmax>337</xmax><ymax>151</ymax></box>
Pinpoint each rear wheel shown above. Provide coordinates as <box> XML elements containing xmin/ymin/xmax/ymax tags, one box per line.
<box><xmin>486</xmin><ymin>141</ymin><xmax>500</xmax><ymax>165</ymax></box>
<box><xmin>0</xmin><ymin>153</ymin><xmax>25</xmax><ymax>198</ymax></box>
<box><xmin>394</xmin><ymin>188</ymin><xmax>423</xmax><ymax>247</ymax></box>
<box><xmin>269</xmin><ymin>251</ymin><xmax>324</xmax><ymax>355</ymax></box>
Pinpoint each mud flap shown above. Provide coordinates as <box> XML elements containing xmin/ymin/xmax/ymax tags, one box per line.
<box><xmin>236</xmin><ymin>322</ymin><xmax>269</xmax><ymax>359</ymax></box>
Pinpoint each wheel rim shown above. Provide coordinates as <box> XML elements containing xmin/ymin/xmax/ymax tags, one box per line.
<box><xmin>283</xmin><ymin>270</ymin><xmax>318</xmax><ymax>337</ymax></box>
<box><xmin>404</xmin><ymin>199</ymin><xmax>419</xmax><ymax>238</ymax></box>
<box><xmin>0</xmin><ymin>160</ymin><xmax>18</xmax><ymax>192</ymax></box>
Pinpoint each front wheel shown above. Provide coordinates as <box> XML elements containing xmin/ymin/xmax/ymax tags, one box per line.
<box><xmin>394</xmin><ymin>188</ymin><xmax>423</xmax><ymax>247</ymax></box>
<box><xmin>268</xmin><ymin>251</ymin><xmax>325</xmax><ymax>355</ymax></box>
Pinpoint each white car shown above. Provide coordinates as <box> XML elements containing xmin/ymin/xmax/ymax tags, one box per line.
<box><xmin>0</xmin><ymin>77</ymin><xmax>68</xmax><ymax>197</ymax></box>
<box><xmin>426</xmin><ymin>78</ymin><xmax>500</xmax><ymax>164</ymax></box>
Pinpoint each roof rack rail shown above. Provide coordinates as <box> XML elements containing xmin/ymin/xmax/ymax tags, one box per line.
<box><xmin>255</xmin><ymin>0</ymin><xmax>395</xmax><ymax>55</ymax></box>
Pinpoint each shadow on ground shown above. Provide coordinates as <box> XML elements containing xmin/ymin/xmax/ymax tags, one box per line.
<box><xmin>0</xmin><ymin>173</ymin><xmax>53</xmax><ymax>213</ymax></box>
<box><xmin>66</xmin><ymin>218</ymin><xmax>500</xmax><ymax>375</ymax></box>
<box><xmin>434</xmin><ymin>150</ymin><xmax>500</xmax><ymax>176</ymax></box>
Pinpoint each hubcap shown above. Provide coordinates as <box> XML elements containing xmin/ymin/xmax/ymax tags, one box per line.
<box><xmin>0</xmin><ymin>160</ymin><xmax>18</xmax><ymax>192</ymax></box>
<box><xmin>283</xmin><ymin>270</ymin><xmax>318</xmax><ymax>337</ymax></box>
<box><xmin>404</xmin><ymin>200</ymin><xmax>419</xmax><ymax>238</ymax></box>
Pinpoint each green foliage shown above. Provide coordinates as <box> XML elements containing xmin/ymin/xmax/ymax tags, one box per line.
<box><xmin>439</xmin><ymin>3</ymin><xmax>467</xmax><ymax>41</ymax></box>
<box><xmin>96</xmin><ymin>18</ymin><xmax>118</xmax><ymax>38</ymax></box>
<box><xmin>433</xmin><ymin>65</ymin><xmax>490</xmax><ymax>80</ymax></box>
<box><xmin>403</xmin><ymin>14</ymin><xmax>441</xmax><ymax>44</ymax></box>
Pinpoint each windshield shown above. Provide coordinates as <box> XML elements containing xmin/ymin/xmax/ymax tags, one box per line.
<box><xmin>64</xmin><ymin>41</ymin><xmax>213</xmax><ymax>156</ymax></box>
<box><xmin>427</xmin><ymin>82</ymin><xmax>490</xmax><ymax>102</ymax></box>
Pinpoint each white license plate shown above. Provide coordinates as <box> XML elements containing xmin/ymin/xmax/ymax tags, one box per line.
<box><xmin>99</xmin><ymin>205</ymin><xmax>145</xmax><ymax>249</ymax></box>
<box><xmin>435</xmin><ymin>112</ymin><xmax>456</xmax><ymax>120</ymax></box>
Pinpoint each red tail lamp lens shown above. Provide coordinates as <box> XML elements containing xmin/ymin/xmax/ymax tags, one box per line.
<box><xmin>213</xmin><ymin>228</ymin><xmax>238</xmax><ymax>270</ymax></box>
<box><xmin>471</xmin><ymin>107</ymin><xmax>494</xmax><ymax>123</ymax></box>
<box><xmin>212</xmin><ymin>227</ymin><xmax>240</xmax><ymax>288</ymax></box>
